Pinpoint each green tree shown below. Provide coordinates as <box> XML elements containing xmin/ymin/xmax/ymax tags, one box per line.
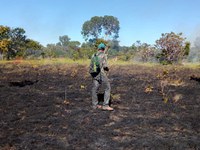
<box><xmin>69</xmin><ymin>41</ymin><xmax>81</xmax><ymax>50</ymax></box>
<box><xmin>45</xmin><ymin>44</ymin><xmax>57</xmax><ymax>58</ymax></box>
<box><xmin>45</xmin><ymin>35</ymin><xmax>82</xmax><ymax>58</ymax></box>
<box><xmin>57</xmin><ymin>35</ymin><xmax>71</xmax><ymax>46</ymax></box>
<box><xmin>81</xmin><ymin>15</ymin><xmax>120</xmax><ymax>42</ymax></box>
<box><xmin>24</xmin><ymin>39</ymin><xmax>43</xmax><ymax>58</ymax></box>
<box><xmin>106</xmin><ymin>40</ymin><xmax>120</xmax><ymax>57</ymax></box>
<box><xmin>0</xmin><ymin>26</ymin><xmax>11</xmax><ymax>59</ymax></box>
<box><xmin>0</xmin><ymin>26</ymin><xmax>10</xmax><ymax>39</ymax></box>
<box><xmin>103</xmin><ymin>16</ymin><xmax>120</xmax><ymax>39</ymax></box>
<box><xmin>117</xmin><ymin>46</ymin><xmax>131</xmax><ymax>61</ymax></box>
<box><xmin>8</xmin><ymin>27</ymin><xmax>26</xmax><ymax>58</ymax></box>
<box><xmin>0</xmin><ymin>25</ymin><xmax>42</xmax><ymax>59</ymax></box>
<box><xmin>25</xmin><ymin>39</ymin><xmax>42</xmax><ymax>50</ymax></box>
<box><xmin>0</xmin><ymin>39</ymin><xmax>11</xmax><ymax>59</ymax></box>
<box><xmin>79</xmin><ymin>42</ymin><xmax>95</xmax><ymax>59</ymax></box>
<box><xmin>184</xmin><ymin>41</ymin><xmax>190</xmax><ymax>56</ymax></box>
<box><xmin>69</xmin><ymin>41</ymin><xmax>81</xmax><ymax>60</ymax></box>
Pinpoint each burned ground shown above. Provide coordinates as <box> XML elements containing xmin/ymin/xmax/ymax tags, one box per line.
<box><xmin>0</xmin><ymin>63</ymin><xmax>200</xmax><ymax>150</ymax></box>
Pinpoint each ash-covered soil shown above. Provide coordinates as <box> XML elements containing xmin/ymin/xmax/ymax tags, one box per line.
<box><xmin>0</xmin><ymin>63</ymin><xmax>200</xmax><ymax>150</ymax></box>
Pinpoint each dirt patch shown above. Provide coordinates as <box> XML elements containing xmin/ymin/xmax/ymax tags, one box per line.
<box><xmin>0</xmin><ymin>63</ymin><xmax>200</xmax><ymax>149</ymax></box>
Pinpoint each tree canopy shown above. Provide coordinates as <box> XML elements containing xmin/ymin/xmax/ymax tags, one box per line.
<box><xmin>155</xmin><ymin>32</ymin><xmax>190</xmax><ymax>64</ymax></box>
<box><xmin>0</xmin><ymin>25</ymin><xmax>42</xmax><ymax>59</ymax></box>
<box><xmin>81</xmin><ymin>15</ymin><xmax>120</xmax><ymax>42</ymax></box>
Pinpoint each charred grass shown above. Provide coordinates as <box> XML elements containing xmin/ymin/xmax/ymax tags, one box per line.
<box><xmin>0</xmin><ymin>62</ymin><xmax>200</xmax><ymax>150</ymax></box>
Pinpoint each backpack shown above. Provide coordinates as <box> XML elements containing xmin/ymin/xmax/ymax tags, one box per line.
<box><xmin>89</xmin><ymin>52</ymin><xmax>103</xmax><ymax>76</ymax></box>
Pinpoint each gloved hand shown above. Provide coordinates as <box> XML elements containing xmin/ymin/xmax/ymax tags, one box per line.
<box><xmin>90</xmin><ymin>72</ymin><xmax>98</xmax><ymax>78</ymax></box>
<box><xmin>104</xmin><ymin>67</ymin><xmax>109</xmax><ymax>71</ymax></box>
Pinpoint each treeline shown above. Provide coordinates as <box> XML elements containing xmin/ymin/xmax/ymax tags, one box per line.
<box><xmin>0</xmin><ymin>25</ymin><xmax>42</xmax><ymax>60</ymax></box>
<box><xmin>1</xmin><ymin>24</ymin><xmax>200</xmax><ymax>64</ymax></box>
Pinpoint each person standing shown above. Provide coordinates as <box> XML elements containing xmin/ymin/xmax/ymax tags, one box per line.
<box><xmin>89</xmin><ymin>43</ymin><xmax>113</xmax><ymax>111</ymax></box>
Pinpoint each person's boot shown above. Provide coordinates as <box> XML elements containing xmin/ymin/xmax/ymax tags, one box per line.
<box><xmin>102</xmin><ymin>106</ymin><xmax>114</xmax><ymax>111</ymax></box>
<box><xmin>92</xmin><ymin>105</ymin><xmax>102</xmax><ymax>109</ymax></box>
<box><xmin>97</xmin><ymin>105</ymin><xmax>102</xmax><ymax>109</ymax></box>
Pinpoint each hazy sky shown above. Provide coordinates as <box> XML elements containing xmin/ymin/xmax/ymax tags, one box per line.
<box><xmin>1</xmin><ymin>0</ymin><xmax>200</xmax><ymax>46</ymax></box>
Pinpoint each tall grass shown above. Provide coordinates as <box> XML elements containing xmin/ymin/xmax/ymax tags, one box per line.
<box><xmin>0</xmin><ymin>58</ymin><xmax>90</xmax><ymax>66</ymax></box>
<box><xmin>0</xmin><ymin>58</ymin><xmax>199</xmax><ymax>69</ymax></box>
